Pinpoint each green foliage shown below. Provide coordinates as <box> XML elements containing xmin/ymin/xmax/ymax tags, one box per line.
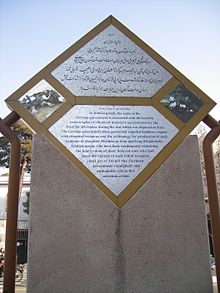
<box><xmin>0</xmin><ymin>136</ymin><xmax>10</xmax><ymax>168</ymax></box>
<box><xmin>0</xmin><ymin>119</ymin><xmax>33</xmax><ymax>172</ymax></box>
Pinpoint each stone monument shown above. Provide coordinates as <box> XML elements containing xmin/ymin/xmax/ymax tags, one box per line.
<box><xmin>5</xmin><ymin>16</ymin><xmax>215</xmax><ymax>292</ymax></box>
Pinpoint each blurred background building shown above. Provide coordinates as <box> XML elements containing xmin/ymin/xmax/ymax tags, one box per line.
<box><xmin>0</xmin><ymin>170</ymin><xmax>29</xmax><ymax>264</ymax></box>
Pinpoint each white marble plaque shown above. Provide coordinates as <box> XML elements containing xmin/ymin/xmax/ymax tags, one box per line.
<box><xmin>50</xmin><ymin>105</ymin><xmax>178</xmax><ymax>195</ymax></box>
<box><xmin>52</xmin><ymin>25</ymin><xmax>172</xmax><ymax>97</ymax></box>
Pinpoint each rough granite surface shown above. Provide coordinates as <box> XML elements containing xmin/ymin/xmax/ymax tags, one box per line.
<box><xmin>27</xmin><ymin>135</ymin><xmax>213</xmax><ymax>293</ymax></box>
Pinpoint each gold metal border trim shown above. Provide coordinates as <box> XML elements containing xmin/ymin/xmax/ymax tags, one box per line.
<box><xmin>42</xmin><ymin>101</ymin><xmax>73</xmax><ymax>129</ymax></box>
<box><xmin>153</xmin><ymin>77</ymin><xmax>179</xmax><ymax>101</ymax></box>
<box><xmin>152</xmin><ymin>99</ymin><xmax>184</xmax><ymax>129</ymax></box>
<box><xmin>45</xmin><ymin>74</ymin><xmax>76</xmax><ymax>105</ymax></box>
<box><xmin>75</xmin><ymin>96</ymin><xmax>152</xmax><ymax>106</ymax></box>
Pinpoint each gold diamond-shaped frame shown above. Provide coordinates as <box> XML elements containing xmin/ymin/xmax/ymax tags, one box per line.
<box><xmin>5</xmin><ymin>16</ymin><xmax>215</xmax><ymax>207</ymax></box>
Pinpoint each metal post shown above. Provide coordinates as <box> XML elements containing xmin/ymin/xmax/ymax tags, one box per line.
<box><xmin>0</xmin><ymin>112</ymin><xmax>20</xmax><ymax>293</ymax></box>
<box><xmin>203</xmin><ymin>114</ymin><xmax>220</xmax><ymax>293</ymax></box>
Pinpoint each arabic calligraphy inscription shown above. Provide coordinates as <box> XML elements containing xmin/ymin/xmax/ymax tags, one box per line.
<box><xmin>52</xmin><ymin>25</ymin><xmax>172</xmax><ymax>97</ymax></box>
